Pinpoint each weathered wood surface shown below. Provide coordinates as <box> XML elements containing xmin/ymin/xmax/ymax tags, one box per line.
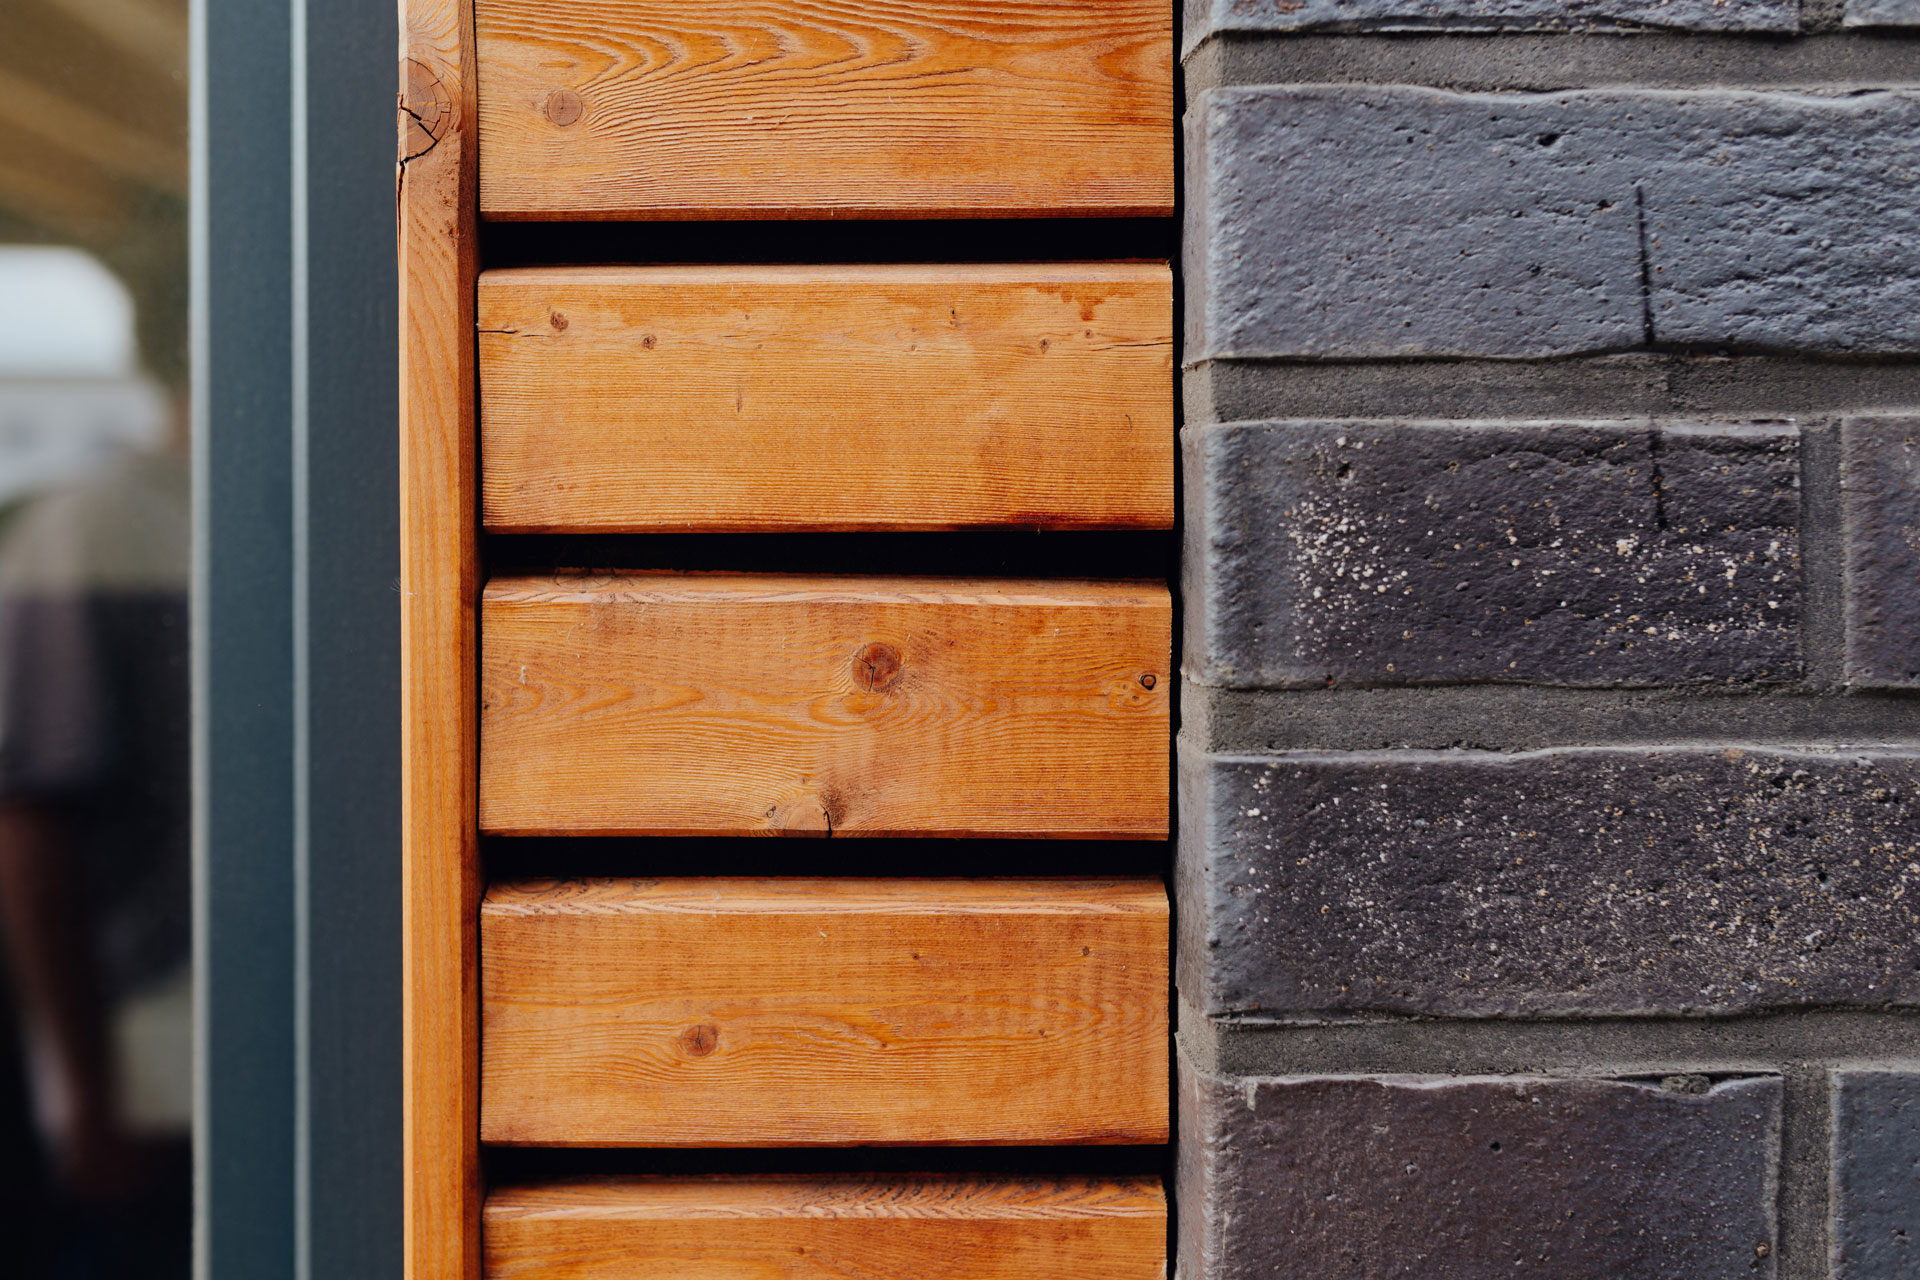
<box><xmin>399</xmin><ymin>2</ymin><xmax>483</xmax><ymax>1280</ymax></box>
<box><xmin>483</xmin><ymin>1175</ymin><xmax>1168</xmax><ymax>1279</ymax></box>
<box><xmin>473</xmin><ymin>0</ymin><xmax>1174</xmax><ymax>219</ymax></box>
<box><xmin>479</xmin><ymin>573</ymin><xmax>1170</xmax><ymax>839</ymax></box>
<box><xmin>400</xmin><ymin>0</ymin><xmax>482</xmax><ymax>1276</ymax></box>
<box><xmin>479</xmin><ymin>878</ymin><xmax>1171</xmax><ymax>1146</ymax></box>
<box><xmin>478</xmin><ymin>263</ymin><xmax>1174</xmax><ymax>533</ymax></box>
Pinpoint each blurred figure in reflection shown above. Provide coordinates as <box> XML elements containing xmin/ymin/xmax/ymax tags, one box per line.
<box><xmin>0</xmin><ymin>247</ymin><xmax>189</xmax><ymax>1277</ymax></box>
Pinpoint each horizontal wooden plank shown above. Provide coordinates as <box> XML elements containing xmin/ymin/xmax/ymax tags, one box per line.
<box><xmin>479</xmin><ymin>878</ymin><xmax>1170</xmax><ymax>1146</ymax></box>
<box><xmin>484</xmin><ymin>1175</ymin><xmax>1167</xmax><ymax>1279</ymax></box>
<box><xmin>477</xmin><ymin>263</ymin><xmax>1174</xmax><ymax>533</ymax></box>
<box><xmin>479</xmin><ymin>574</ymin><xmax>1170</xmax><ymax>838</ymax></box>
<box><xmin>473</xmin><ymin>0</ymin><xmax>1173</xmax><ymax>219</ymax></box>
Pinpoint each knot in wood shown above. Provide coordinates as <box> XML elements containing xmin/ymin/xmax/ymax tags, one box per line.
<box><xmin>545</xmin><ymin>88</ymin><xmax>585</xmax><ymax>128</ymax></box>
<box><xmin>766</xmin><ymin>793</ymin><xmax>837</xmax><ymax>837</ymax></box>
<box><xmin>854</xmin><ymin>642</ymin><xmax>902</xmax><ymax>692</ymax></box>
<box><xmin>678</xmin><ymin>1024</ymin><xmax>719</xmax><ymax>1057</ymax></box>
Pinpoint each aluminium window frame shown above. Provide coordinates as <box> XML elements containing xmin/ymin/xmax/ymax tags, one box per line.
<box><xmin>193</xmin><ymin>0</ymin><xmax>402</xmax><ymax>1275</ymax></box>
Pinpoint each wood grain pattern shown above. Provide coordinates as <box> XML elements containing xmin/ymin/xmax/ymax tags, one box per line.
<box><xmin>400</xmin><ymin>1</ymin><xmax>481</xmax><ymax>1276</ymax></box>
<box><xmin>484</xmin><ymin>1175</ymin><xmax>1168</xmax><ymax>1279</ymax></box>
<box><xmin>479</xmin><ymin>878</ymin><xmax>1170</xmax><ymax>1146</ymax></box>
<box><xmin>479</xmin><ymin>573</ymin><xmax>1170</xmax><ymax>838</ymax></box>
<box><xmin>473</xmin><ymin>0</ymin><xmax>1173</xmax><ymax>219</ymax></box>
<box><xmin>478</xmin><ymin>263</ymin><xmax>1174</xmax><ymax>533</ymax></box>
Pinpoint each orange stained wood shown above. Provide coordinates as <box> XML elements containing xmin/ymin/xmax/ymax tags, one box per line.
<box><xmin>472</xmin><ymin>0</ymin><xmax>1173</xmax><ymax>219</ymax></box>
<box><xmin>479</xmin><ymin>573</ymin><xmax>1171</xmax><ymax>839</ymax></box>
<box><xmin>483</xmin><ymin>1175</ymin><xmax>1168</xmax><ymax>1279</ymax></box>
<box><xmin>477</xmin><ymin>263</ymin><xmax>1174</xmax><ymax>533</ymax></box>
<box><xmin>400</xmin><ymin>0</ymin><xmax>482</xmax><ymax>1276</ymax></box>
<box><xmin>479</xmin><ymin>878</ymin><xmax>1171</xmax><ymax>1147</ymax></box>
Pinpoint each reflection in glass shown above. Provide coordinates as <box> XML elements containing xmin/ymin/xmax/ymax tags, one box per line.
<box><xmin>0</xmin><ymin>2</ymin><xmax>191</xmax><ymax>1274</ymax></box>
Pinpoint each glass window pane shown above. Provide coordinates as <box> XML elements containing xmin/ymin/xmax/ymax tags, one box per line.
<box><xmin>0</xmin><ymin>2</ymin><xmax>190</xmax><ymax>1274</ymax></box>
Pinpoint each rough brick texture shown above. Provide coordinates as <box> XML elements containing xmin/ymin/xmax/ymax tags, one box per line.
<box><xmin>1180</xmin><ymin>747</ymin><xmax>1920</xmax><ymax>1017</ymax></box>
<box><xmin>1185</xmin><ymin>419</ymin><xmax>1801</xmax><ymax>688</ymax></box>
<box><xmin>1186</xmin><ymin>87</ymin><xmax>1920</xmax><ymax>360</ymax></box>
<box><xmin>1844</xmin><ymin>418</ymin><xmax>1920</xmax><ymax>687</ymax></box>
<box><xmin>1184</xmin><ymin>0</ymin><xmax>1797</xmax><ymax>46</ymax></box>
<box><xmin>1846</xmin><ymin>0</ymin><xmax>1920</xmax><ymax>24</ymax></box>
<box><xmin>1179</xmin><ymin>1065</ymin><xmax>1783</xmax><ymax>1280</ymax></box>
<box><xmin>1832</xmin><ymin>1071</ymin><xmax>1920</xmax><ymax>1280</ymax></box>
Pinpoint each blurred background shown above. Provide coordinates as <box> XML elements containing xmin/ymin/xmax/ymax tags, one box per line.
<box><xmin>0</xmin><ymin>2</ymin><xmax>192</xmax><ymax>1275</ymax></box>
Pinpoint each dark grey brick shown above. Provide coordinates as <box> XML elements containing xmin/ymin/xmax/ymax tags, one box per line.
<box><xmin>1179</xmin><ymin>746</ymin><xmax>1920</xmax><ymax>1016</ymax></box>
<box><xmin>1179</xmin><ymin>1063</ymin><xmax>1782</xmax><ymax>1280</ymax></box>
<box><xmin>1185</xmin><ymin>419</ymin><xmax>1801</xmax><ymax>688</ymax></box>
<box><xmin>1186</xmin><ymin>87</ymin><xmax>1920</xmax><ymax>360</ymax></box>
<box><xmin>1184</xmin><ymin>0</ymin><xmax>1796</xmax><ymax>46</ymax></box>
<box><xmin>1833</xmin><ymin>1071</ymin><xmax>1920</xmax><ymax>1280</ymax></box>
<box><xmin>1846</xmin><ymin>0</ymin><xmax>1920</xmax><ymax>24</ymax></box>
<box><xmin>1844</xmin><ymin>419</ymin><xmax>1920</xmax><ymax>687</ymax></box>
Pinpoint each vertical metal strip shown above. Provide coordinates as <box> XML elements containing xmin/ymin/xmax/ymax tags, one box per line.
<box><xmin>298</xmin><ymin>0</ymin><xmax>405</xmax><ymax>1274</ymax></box>
<box><xmin>193</xmin><ymin>0</ymin><xmax>297</xmax><ymax>1273</ymax></box>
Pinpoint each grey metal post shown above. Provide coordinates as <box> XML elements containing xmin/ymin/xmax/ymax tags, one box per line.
<box><xmin>195</xmin><ymin>0</ymin><xmax>401</xmax><ymax>1274</ymax></box>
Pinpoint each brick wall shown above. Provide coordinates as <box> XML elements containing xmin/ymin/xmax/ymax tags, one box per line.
<box><xmin>1177</xmin><ymin>4</ymin><xmax>1920</xmax><ymax>1277</ymax></box>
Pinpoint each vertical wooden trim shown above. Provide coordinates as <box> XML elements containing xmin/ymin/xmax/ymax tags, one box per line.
<box><xmin>398</xmin><ymin>0</ymin><xmax>479</xmax><ymax>1277</ymax></box>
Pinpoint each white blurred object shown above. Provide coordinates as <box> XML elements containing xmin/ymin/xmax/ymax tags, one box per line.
<box><xmin>0</xmin><ymin>246</ymin><xmax>167</xmax><ymax>507</ymax></box>
<box><xmin>114</xmin><ymin>964</ymin><xmax>193</xmax><ymax>1133</ymax></box>
<box><xmin>0</xmin><ymin>246</ymin><xmax>139</xmax><ymax>377</ymax></box>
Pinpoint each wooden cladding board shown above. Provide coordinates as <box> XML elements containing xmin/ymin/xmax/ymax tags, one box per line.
<box><xmin>473</xmin><ymin>0</ymin><xmax>1172</xmax><ymax>219</ymax></box>
<box><xmin>479</xmin><ymin>574</ymin><xmax>1169</xmax><ymax>838</ymax></box>
<box><xmin>484</xmin><ymin>1176</ymin><xmax>1168</xmax><ymax>1279</ymax></box>
<box><xmin>477</xmin><ymin>263</ymin><xmax>1174</xmax><ymax>533</ymax></box>
<box><xmin>401</xmin><ymin>1</ymin><xmax>482</xmax><ymax>1275</ymax></box>
<box><xmin>480</xmin><ymin>878</ymin><xmax>1170</xmax><ymax>1146</ymax></box>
